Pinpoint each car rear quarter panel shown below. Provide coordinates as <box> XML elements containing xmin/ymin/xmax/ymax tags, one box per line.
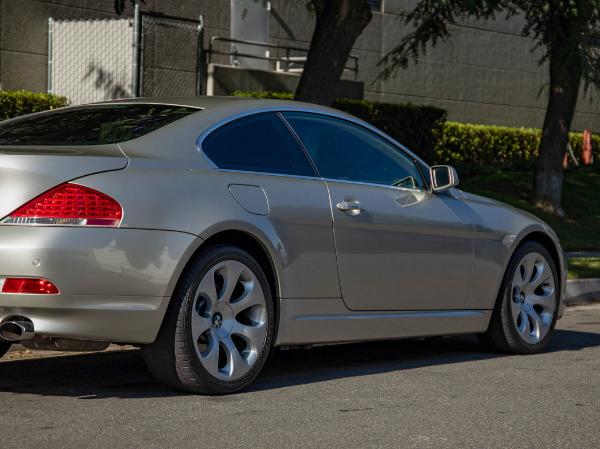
<box><xmin>75</xmin><ymin>161</ymin><xmax>341</xmax><ymax>301</ymax></box>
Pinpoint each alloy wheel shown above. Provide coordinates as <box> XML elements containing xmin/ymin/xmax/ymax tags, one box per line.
<box><xmin>510</xmin><ymin>251</ymin><xmax>556</xmax><ymax>344</ymax></box>
<box><xmin>190</xmin><ymin>259</ymin><xmax>268</xmax><ymax>381</ymax></box>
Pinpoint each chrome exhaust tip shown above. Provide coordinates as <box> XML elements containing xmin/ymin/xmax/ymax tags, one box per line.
<box><xmin>0</xmin><ymin>321</ymin><xmax>35</xmax><ymax>342</ymax></box>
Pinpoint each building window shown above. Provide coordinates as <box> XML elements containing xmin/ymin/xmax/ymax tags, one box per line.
<box><xmin>368</xmin><ymin>0</ymin><xmax>382</xmax><ymax>12</ymax></box>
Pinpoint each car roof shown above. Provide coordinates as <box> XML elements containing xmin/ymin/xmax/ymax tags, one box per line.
<box><xmin>92</xmin><ymin>95</ymin><xmax>248</xmax><ymax>109</ymax></box>
<box><xmin>91</xmin><ymin>95</ymin><xmax>348</xmax><ymax>117</ymax></box>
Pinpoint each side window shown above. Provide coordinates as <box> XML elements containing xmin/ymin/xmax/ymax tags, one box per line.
<box><xmin>281</xmin><ymin>112</ymin><xmax>426</xmax><ymax>189</ymax></box>
<box><xmin>201</xmin><ymin>113</ymin><xmax>316</xmax><ymax>177</ymax></box>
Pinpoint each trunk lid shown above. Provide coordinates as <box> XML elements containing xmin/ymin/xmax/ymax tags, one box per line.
<box><xmin>0</xmin><ymin>144</ymin><xmax>127</xmax><ymax>218</ymax></box>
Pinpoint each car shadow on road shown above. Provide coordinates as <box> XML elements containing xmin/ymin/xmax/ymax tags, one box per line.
<box><xmin>0</xmin><ymin>329</ymin><xmax>598</xmax><ymax>398</ymax></box>
<box><xmin>248</xmin><ymin>329</ymin><xmax>600</xmax><ymax>392</ymax></box>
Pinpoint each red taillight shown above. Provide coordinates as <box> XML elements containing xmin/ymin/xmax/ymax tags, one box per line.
<box><xmin>1</xmin><ymin>278</ymin><xmax>59</xmax><ymax>294</ymax></box>
<box><xmin>0</xmin><ymin>183</ymin><xmax>122</xmax><ymax>226</ymax></box>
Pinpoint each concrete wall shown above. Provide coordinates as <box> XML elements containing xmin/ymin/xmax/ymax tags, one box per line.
<box><xmin>207</xmin><ymin>63</ymin><xmax>363</xmax><ymax>99</ymax></box>
<box><xmin>359</xmin><ymin>1</ymin><xmax>598</xmax><ymax>132</ymax></box>
<box><xmin>0</xmin><ymin>0</ymin><xmax>598</xmax><ymax>132</ymax></box>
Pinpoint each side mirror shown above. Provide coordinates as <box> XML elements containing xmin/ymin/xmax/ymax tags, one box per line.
<box><xmin>430</xmin><ymin>165</ymin><xmax>459</xmax><ymax>193</ymax></box>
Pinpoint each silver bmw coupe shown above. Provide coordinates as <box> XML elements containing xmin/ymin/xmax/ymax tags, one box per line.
<box><xmin>0</xmin><ymin>96</ymin><xmax>566</xmax><ymax>394</ymax></box>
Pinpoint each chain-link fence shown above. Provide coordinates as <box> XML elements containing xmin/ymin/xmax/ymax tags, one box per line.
<box><xmin>48</xmin><ymin>17</ymin><xmax>134</xmax><ymax>105</ymax></box>
<box><xmin>139</xmin><ymin>14</ymin><xmax>203</xmax><ymax>97</ymax></box>
<box><xmin>48</xmin><ymin>7</ymin><xmax>204</xmax><ymax>105</ymax></box>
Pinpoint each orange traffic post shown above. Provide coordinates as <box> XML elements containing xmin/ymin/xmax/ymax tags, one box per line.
<box><xmin>582</xmin><ymin>130</ymin><xmax>592</xmax><ymax>165</ymax></box>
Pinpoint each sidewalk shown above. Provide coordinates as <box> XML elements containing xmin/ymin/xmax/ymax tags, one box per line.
<box><xmin>566</xmin><ymin>278</ymin><xmax>600</xmax><ymax>305</ymax></box>
<box><xmin>565</xmin><ymin>251</ymin><xmax>600</xmax><ymax>305</ymax></box>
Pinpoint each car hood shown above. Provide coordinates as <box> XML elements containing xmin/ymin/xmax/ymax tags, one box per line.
<box><xmin>0</xmin><ymin>144</ymin><xmax>128</xmax><ymax>218</ymax></box>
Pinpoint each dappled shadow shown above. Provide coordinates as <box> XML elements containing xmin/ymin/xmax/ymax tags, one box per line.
<box><xmin>1</xmin><ymin>327</ymin><xmax>598</xmax><ymax>398</ymax></box>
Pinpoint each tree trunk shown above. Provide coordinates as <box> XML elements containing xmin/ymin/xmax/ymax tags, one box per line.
<box><xmin>294</xmin><ymin>0</ymin><xmax>372</xmax><ymax>106</ymax></box>
<box><xmin>533</xmin><ymin>42</ymin><xmax>582</xmax><ymax>217</ymax></box>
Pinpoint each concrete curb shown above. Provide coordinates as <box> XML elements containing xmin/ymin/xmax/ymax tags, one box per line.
<box><xmin>566</xmin><ymin>252</ymin><xmax>600</xmax><ymax>258</ymax></box>
<box><xmin>565</xmin><ymin>278</ymin><xmax>600</xmax><ymax>305</ymax></box>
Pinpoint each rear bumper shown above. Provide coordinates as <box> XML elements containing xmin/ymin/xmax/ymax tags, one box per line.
<box><xmin>0</xmin><ymin>226</ymin><xmax>200</xmax><ymax>343</ymax></box>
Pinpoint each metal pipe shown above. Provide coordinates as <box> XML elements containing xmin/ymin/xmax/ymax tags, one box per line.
<box><xmin>207</xmin><ymin>36</ymin><xmax>359</xmax><ymax>76</ymax></box>
<box><xmin>196</xmin><ymin>14</ymin><xmax>204</xmax><ymax>95</ymax></box>
<box><xmin>47</xmin><ymin>18</ymin><xmax>54</xmax><ymax>94</ymax></box>
<box><xmin>0</xmin><ymin>321</ymin><xmax>35</xmax><ymax>342</ymax></box>
<box><xmin>132</xmin><ymin>4</ymin><xmax>141</xmax><ymax>97</ymax></box>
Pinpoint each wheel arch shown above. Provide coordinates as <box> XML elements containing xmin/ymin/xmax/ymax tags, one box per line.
<box><xmin>201</xmin><ymin>230</ymin><xmax>280</xmax><ymax>303</ymax></box>
<box><xmin>478</xmin><ymin>232</ymin><xmax>563</xmax><ymax>353</ymax></box>
<box><xmin>474</xmin><ymin>227</ymin><xmax>565</xmax><ymax>313</ymax></box>
<box><xmin>162</xmin><ymin>229</ymin><xmax>281</xmax><ymax>345</ymax></box>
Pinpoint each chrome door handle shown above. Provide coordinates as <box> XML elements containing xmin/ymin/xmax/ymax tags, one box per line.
<box><xmin>336</xmin><ymin>200</ymin><xmax>365</xmax><ymax>216</ymax></box>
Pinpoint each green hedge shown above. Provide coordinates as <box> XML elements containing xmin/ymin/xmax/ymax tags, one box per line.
<box><xmin>231</xmin><ymin>91</ymin><xmax>447</xmax><ymax>162</ymax></box>
<box><xmin>0</xmin><ymin>90</ymin><xmax>68</xmax><ymax>121</ymax></box>
<box><xmin>434</xmin><ymin>122</ymin><xmax>600</xmax><ymax>167</ymax></box>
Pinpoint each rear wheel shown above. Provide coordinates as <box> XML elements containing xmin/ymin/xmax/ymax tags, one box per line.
<box><xmin>0</xmin><ymin>342</ymin><xmax>11</xmax><ymax>359</ymax></box>
<box><xmin>143</xmin><ymin>245</ymin><xmax>274</xmax><ymax>394</ymax></box>
<box><xmin>478</xmin><ymin>241</ymin><xmax>559</xmax><ymax>354</ymax></box>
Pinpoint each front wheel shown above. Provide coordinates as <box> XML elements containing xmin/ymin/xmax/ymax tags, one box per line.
<box><xmin>143</xmin><ymin>245</ymin><xmax>274</xmax><ymax>394</ymax></box>
<box><xmin>478</xmin><ymin>241</ymin><xmax>559</xmax><ymax>354</ymax></box>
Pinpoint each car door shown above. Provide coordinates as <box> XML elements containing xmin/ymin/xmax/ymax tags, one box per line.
<box><xmin>281</xmin><ymin>112</ymin><xmax>475</xmax><ymax>311</ymax></box>
<box><xmin>199</xmin><ymin>111</ymin><xmax>341</xmax><ymax>300</ymax></box>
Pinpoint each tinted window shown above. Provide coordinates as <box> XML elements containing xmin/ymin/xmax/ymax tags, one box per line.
<box><xmin>202</xmin><ymin>113</ymin><xmax>316</xmax><ymax>177</ymax></box>
<box><xmin>0</xmin><ymin>105</ymin><xmax>199</xmax><ymax>145</ymax></box>
<box><xmin>282</xmin><ymin>112</ymin><xmax>426</xmax><ymax>189</ymax></box>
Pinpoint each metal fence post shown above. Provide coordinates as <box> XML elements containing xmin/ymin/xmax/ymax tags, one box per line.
<box><xmin>47</xmin><ymin>18</ymin><xmax>54</xmax><ymax>94</ymax></box>
<box><xmin>132</xmin><ymin>4</ymin><xmax>141</xmax><ymax>97</ymax></box>
<box><xmin>196</xmin><ymin>14</ymin><xmax>205</xmax><ymax>95</ymax></box>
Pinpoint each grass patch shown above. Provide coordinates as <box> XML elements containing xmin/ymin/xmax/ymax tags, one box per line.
<box><xmin>568</xmin><ymin>258</ymin><xmax>600</xmax><ymax>279</ymax></box>
<box><xmin>459</xmin><ymin>171</ymin><xmax>600</xmax><ymax>251</ymax></box>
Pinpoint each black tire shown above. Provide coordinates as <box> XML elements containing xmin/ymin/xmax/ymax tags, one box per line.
<box><xmin>478</xmin><ymin>240</ymin><xmax>560</xmax><ymax>354</ymax></box>
<box><xmin>0</xmin><ymin>342</ymin><xmax>11</xmax><ymax>359</ymax></box>
<box><xmin>142</xmin><ymin>244</ymin><xmax>274</xmax><ymax>394</ymax></box>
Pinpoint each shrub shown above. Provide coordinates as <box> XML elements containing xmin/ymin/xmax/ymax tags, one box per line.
<box><xmin>231</xmin><ymin>91</ymin><xmax>447</xmax><ymax>162</ymax></box>
<box><xmin>0</xmin><ymin>90</ymin><xmax>68</xmax><ymax>121</ymax></box>
<box><xmin>434</xmin><ymin>122</ymin><xmax>600</xmax><ymax>167</ymax></box>
<box><xmin>433</xmin><ymin>123</ymin><xmax>541</xmax><ymax>165</ymax></box>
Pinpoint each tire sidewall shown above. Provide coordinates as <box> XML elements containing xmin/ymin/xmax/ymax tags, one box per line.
<box><xmin>178</xmin><ymin>246</ymin><xmax>274</xmax><ymax>394</ymax></box>
<box><xmin>502</xmin><ymin>241</ymin><xmax>560</xmax><ymax>353</ymax></box>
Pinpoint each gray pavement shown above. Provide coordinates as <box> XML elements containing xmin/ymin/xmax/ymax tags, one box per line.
<box><xmin>0</xmin><ymin>305</ymin><xmax>599</xmax><ymax>448</ymax></box>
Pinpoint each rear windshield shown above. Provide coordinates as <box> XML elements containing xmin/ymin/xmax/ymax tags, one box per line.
<box><xmin>0</xmin><ymin>104</ymin><xmax>200</xmax><ymax>145</ymax></box>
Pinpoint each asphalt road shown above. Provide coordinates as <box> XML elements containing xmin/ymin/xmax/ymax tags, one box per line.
<box><xmin>1</xmin><ymin>306</ymin><xmax>599</xmax><ymax>449</ymax></box>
